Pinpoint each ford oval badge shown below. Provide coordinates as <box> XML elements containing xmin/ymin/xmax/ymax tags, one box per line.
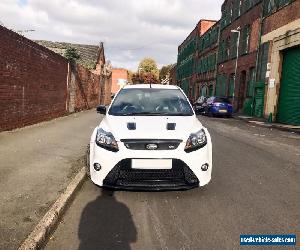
<box><xmin>146</xmin><ymin>144</ymin><xmax>158</xmax><ymax>150</ymax></box>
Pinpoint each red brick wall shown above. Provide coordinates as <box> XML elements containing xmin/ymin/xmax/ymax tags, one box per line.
<box><xmin>0</xmin><ymin>25</ymin><xmax>68</xmax><ymax>131</ymax></box>
<box><xmin>262</xmin><ymin>0</ymin><xmax>300</xmax><ymax>35</ymax></box>
<box><xmin>99</xmin><ymin>72</ymin><xmax>112</xmax><ymax>106</ymax></box>
<box><xmin>72</xmin><ymin>64</ymin><xmax>101</xmax><ymax>111</ymax></box>
<box><xmin>0</xmin><ymin>25</ymin><xmax>110</xmax><ymax>132</ymax></box>
<box><xmin>104</xmin><ymin>75</ymin><xmax>112</xmax><ymax>105</ymax></box>
<box><xmin>111</xmin><ymin>68</ymin><xmax>128</xmax><ymax>94</ymax></box>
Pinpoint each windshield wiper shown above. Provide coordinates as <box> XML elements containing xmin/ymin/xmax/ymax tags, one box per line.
<box><xmin>116</xmin><ymin>112</ymin><xmax>193</xmax><ymax>116</ymax></box>
<box><xmin>166</xmin><ymin>113</ymin><xmax>193</xmax><ymax>116</ymax></box>
<box><xmin>119</xmin><ymin>112</ymin><xmax>163</xmax><ymax>116</ymax></box>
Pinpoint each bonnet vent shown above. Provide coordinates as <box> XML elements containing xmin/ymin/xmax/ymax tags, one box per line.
<box><xmin>127</xmin><ymin>122</ymin><xmax>136</xmax><ymax>130</ymax></box>
<box><xmin>166</xmin><ymin>123</ymin><xmax>176</xmax><ymax>130</ymax></box>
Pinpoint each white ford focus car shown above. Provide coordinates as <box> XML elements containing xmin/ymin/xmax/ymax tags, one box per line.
<box><xmin>87</xmin><ymin>84</ymin><xmax>212</xmax><ymax>190</ymax></box>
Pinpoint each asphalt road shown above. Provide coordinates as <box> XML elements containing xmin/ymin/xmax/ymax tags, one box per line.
<box><xmin>45</xmin><ymin>116</ymin><xmax>300</xmax><ymax>250</ymax></box>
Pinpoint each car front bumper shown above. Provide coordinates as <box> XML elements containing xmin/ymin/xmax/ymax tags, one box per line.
<box><xmin>89</xmin><ymin>130</ymin><xmax>212</xmax><ymax>190</ymax></box>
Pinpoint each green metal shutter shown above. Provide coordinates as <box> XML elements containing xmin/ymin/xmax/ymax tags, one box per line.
<box><xmin>254</xmin><ymin>83</ymin><xmax>265</xmax><ymax>118</ymax></box>
<box><xmin>277</xmin><ymin>46</ymin><xmax>300</xmax><ymax>125</ymax></box>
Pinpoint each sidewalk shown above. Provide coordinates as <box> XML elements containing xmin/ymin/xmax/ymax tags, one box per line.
<box><xmin>235</xmin><ymin>115</ymin><xmax>300</xmax><ymax>134</ymax></box>
<box><xmin>0</xmin><ymin>110</ymin><xmax>101</xmax><ymax>250</ymax></box>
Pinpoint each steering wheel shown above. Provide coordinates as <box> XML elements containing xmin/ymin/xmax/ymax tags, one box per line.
<box><xmin>123</xmin><ymin>105</ymin><xmax>139</xmax><ymax>112</ymax></box>
<box><xmin>156</xmin><ymin>104</ymin><xmax>170</xmax><ymax>112</ymax></box>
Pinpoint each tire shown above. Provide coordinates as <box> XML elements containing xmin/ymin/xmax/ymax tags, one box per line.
<box><xmin>85</xmin><ymin>144</ymin><xmax>91</xmax><ymax>177</ymax></box>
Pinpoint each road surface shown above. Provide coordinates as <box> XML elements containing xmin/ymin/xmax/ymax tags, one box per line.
<box><xmin>44</xmin><ymin>116</ymin><xmax>300</xmax><ymax>250</ymax></box>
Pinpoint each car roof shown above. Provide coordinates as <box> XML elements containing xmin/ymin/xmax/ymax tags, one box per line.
<box><xmin>123</xmin><ymin>84</ymin><xmax>180</xmax><ymax>90</ymax></box>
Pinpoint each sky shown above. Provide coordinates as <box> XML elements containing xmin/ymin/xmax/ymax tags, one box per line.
<box><xmin>0</xmin><ymin>0</ymin><xmax>223</xmax><ymax>71</ymax></box>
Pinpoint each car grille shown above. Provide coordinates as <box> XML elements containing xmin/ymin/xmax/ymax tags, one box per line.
<box><xmin>120</xmin><ymin>139</ymin><xmax>182</xmax><ymax>150</ymax></box>
<box><xmin>103</xmin><ymin>159</ymin><xmax>199</xmax><ymax>190</ymax></box>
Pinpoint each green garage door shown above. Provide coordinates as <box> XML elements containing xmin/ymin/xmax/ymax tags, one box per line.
<box><xmin>277</xmin><ymin>46</ymin><xmax>300</xmax><ymax>125</ymax></box>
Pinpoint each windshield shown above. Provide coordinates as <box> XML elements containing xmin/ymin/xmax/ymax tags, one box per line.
<box><xmin>214</xmin><ymin>97</ymin><xmax>231</xmax><ymax>104</ymax></box>
<box><xmin>108</xmin><ymin>88</ymin><xmax>194</xmax><ymax>116</ymax></box>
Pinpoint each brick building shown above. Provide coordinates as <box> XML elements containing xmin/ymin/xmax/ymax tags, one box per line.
<box><xmin>169</xmin><ymin>64</ymin><xmax>177</xmax><ymax>85</ymax></box>
<box><xmin>195</xmin><ymin>21</ymin><xmax>219</xmax><ymax>99</ymax></box>
<box><xmin>111</xmin><ymin>68</ymin><xmax>129</xmax><ymax>94</ymax></box>
<box><xmin>217</xmin><ymin>0</ymin><xmax>262</xmax><ymax>112</ymax></box>
<box><xmin>176</xmin><ymin>20</ymin><xmax>216</xmax><ymax>101</ymax></box>
<box><xmin>259</xmin><ymin>0</ymin><xmax>300</xmax><ymax>125</ymax></box>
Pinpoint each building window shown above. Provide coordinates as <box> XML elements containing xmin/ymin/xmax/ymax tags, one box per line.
<box><xmin>262</xmin><ymin>0</ymin><xmax>294</xmax><ymax>16</ymax></box>
<box><xmin>228</xmin><ymin>74</ymin><xmax>235</xmax><ymax>97</ymax></box>
<box><xmin>242</xmin><ymin>0</ymin><xmax>252</xmax><ymax>13</ymax></box>
<box><xmin>277</xmin><ymin>0</ymin><xmax>292</xmax><ymax>7</ymax></box>
<box><xmin>218</xmin><ymin>40</ymin><xmax>226</xmax><ymax>63</ymax></box>
<box><xmin>266</xmin><ymin>0</ymin><xmax>276</xmax><ymax>15</ymax></box>
<box><xmin>238</xmin><ymin>0</ymin><xmax>242</xmax><ymax>16</ymax></box>
<box><xmin>225</xmin><ymin>37</ymin><xmax>230</xmax><ymax>61</ymax></box>
<box><xmin>230</xmin><ymin>1</ymin><xmax>234</xmax><ymax>21</ymax></box>
<box><xmin>230</xmin><ymin>32</ymin><xmax>238</xmax><ymax>59</ymax></box>
<box><xmin>209</xmin><ymin>85</ymin><xmax>214</xmax><ymax>96</ymax></box>
<box><xmin>232</xmin><ymin>0</ymin><xmax>241</xmax><ymax>20</ymax></box>
<box><xmin>257</xmin><ymin>42</ymin><xmax>270</xmax><ymax>82</ymax></box>
<box><xmin>241</xmin><ymin>25</ymin><xmax>251</xmax><ymax>55</ymax></box>
<box><xmin>201</xmin><ymin>86</ymin><xmax>208</xmax><ymax>96</ymax></box>
<box><xmin>216</xmin><ymin>74</ymin><xmax>228</xmax><ymax>96</ymax></box>
<box><xmin>247</xmin><ymin>67</ymin><xmax>255</xmax><ymax>96</ymax></box>
<box><xmin>221</xmin><ymin>6</ymin><xmax>232</xmax><ymax>30</ymax></box>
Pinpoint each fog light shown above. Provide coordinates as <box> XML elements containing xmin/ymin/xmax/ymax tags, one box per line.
<box><xmin>201</xmin><ymin>163</ymin><xmax>209</xmax><ymax>171</ymax></box>
<box><xmin>93</xmin><ymin>163</ymin><xmax>101</xmax><ymax>171</ymax></box>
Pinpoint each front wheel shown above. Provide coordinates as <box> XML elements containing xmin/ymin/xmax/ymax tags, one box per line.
<box><xmin>85</xmin><ymin>144</ymin><xmax>91</xmax><ymax>177</ymax></box>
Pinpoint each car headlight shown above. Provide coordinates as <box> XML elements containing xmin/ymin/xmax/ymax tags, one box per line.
<box><xmin>95</xmin><ymin>128</ymin><xmax>119</xmax><ymax>152</ymax></box>
<box><xmin>185</xmin><ymin>129</ymin><xmax>207</xmax><ymax>153</ymax></box>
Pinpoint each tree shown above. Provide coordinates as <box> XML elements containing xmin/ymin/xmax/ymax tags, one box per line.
<box><xmin>64</xmin><ymin>47</ymin><xmax>80</xmax><ymax>63</ymax></box>
<box><xmin>138</xmin><ymin>58</ymin><xmax>159</xmax><ymax>79</ymax></box>
<box><xmin>127</xmin><ymin>70</ymin><xmax>134</xmax><ymax>84</ymax></box>
<box><xmin>159</xmin><ymin>64</ymin><xmax>174</xmax><ymax>81</ymax></box>
<box><xmin>132</xmin><ymin>72</ymin><xmax>160</xmax><ymax>85</ymax></box>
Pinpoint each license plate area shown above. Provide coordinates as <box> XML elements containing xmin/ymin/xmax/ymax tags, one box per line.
<box><xmin>219</xmin><ymin>109</ymin><xmax>227</xmax><ymax>113</ymax></box>
<box><xmin>131</xmin><ymin>159</ymin><xmax>172</xmax><ymax>169</ymax></box>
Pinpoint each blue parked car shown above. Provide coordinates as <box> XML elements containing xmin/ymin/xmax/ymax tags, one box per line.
<box><xmin>202</xmin><ymin>96</ymin><xmax>233</xmax><ymax>117</ymax></box>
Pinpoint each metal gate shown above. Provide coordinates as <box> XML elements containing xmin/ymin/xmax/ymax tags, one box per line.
<box><xmin>277</xmin><ymin>46</ymin><xmax>300</xmax><ymax>125</ymax></box>
<box><xmin>253</xmin><ymin>82</ymin><xmax>265</xmax><ymax>118</ymax></box>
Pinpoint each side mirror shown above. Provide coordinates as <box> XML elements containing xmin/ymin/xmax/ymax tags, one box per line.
<box><xmin>195</xmin><ymin>107</ymin><xmax>202</xmax><ymax>115</ymax></box>
<box><xmin>96</xmin><ymin>105</ymin><xmax>106</xmax><ymax>115</ymax></box>
<box><xmin>111</xmin><ymin>94</ymin><xmax>115</xmax><ymax>100</ymax></box>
